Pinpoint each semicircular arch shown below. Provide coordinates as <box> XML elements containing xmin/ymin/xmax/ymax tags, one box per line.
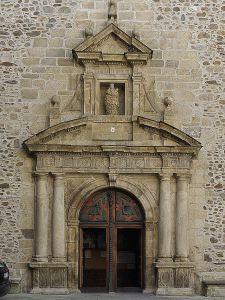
<box><xmin>67</xmin><ymin>178</ymin><xmax>158</xmax><ymax>223</ymax></box>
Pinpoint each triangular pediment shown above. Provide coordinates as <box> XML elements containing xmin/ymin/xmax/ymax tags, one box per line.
<box><xmin>72</xmin><ymin>23</ymin><xmax>152</xmax><ymax>63</ymax></box>
<box><xmin>24</xmin><ymin>116</ymin><xmax>201</xmax><ymax>155</ymax></box>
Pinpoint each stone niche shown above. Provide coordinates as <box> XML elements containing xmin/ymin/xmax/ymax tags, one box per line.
<box><xmin>25</xmin><ymin>21</ymin><xmax>202</xmax><ymax>296</ymax></box>
<box><xmin>71</xmin><ymin>23</ymin><xmax>156</xmax><ymax>118</ymax></box>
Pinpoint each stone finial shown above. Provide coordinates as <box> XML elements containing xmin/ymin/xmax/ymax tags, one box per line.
<box><xmin>85</xmin><ymin>21</ymin><xmax>93</xmax><ymax>39</ymax></box>
<box><xmin>105</xmin><ymin>83</ymin><xmax>120</xmax><ymax>115</ymax></box>
<box><xmin>108</xmin><ymin>0</ymin><xmax>117</xmax><ymax>24</ymax></box>
<box><xmin>163</xmin><ymin>96</ymin><xmax>175</xmax><ymax>123</ymax></box>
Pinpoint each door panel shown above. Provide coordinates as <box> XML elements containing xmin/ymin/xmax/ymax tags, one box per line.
<box><xmin>117</xmin><ymin>228</ymin><xmax>141</xmax><ymax>287</ymax></box>
<box><xmin>82</xmin><ymin>228</ymin><xmax>107</xmax><ymax>287</ymax></box>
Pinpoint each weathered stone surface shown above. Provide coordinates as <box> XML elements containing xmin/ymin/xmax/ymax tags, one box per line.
<box><xmin>33</xmin><ymin>38</ymin><xmax>48</xmax><ymax>47</ymax></box>
<box><xmin>46</xmin><ymin>48</ymin><xmax>65</xmax><ymax>57</ymax></box>
<box><xmin>21</xmin><ymin>89</ymin><xmax>38</xmax><ymax>99</ymax></box>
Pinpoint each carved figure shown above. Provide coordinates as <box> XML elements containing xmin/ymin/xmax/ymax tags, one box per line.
<box><xmin>105</xmin><ymin>83</ymin><xmax>120</xmax><ymax>115</ymax></box>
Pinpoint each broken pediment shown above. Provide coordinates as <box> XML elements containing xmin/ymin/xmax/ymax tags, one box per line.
<box><xmin>24</xmin><ymin>116</ymin><xmax>201</xmax><ymax>155</ymax></box>
<box><xmin>72</xmin><ymin>23</ymin><xmax>152</xmax><ymax>64</ymax></box>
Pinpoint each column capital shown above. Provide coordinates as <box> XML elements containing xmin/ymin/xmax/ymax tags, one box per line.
<box><xmin>175</xmin><ymin>173</ymin><xmax>191</xmax><ymax>181</ymax></box>
<box><xmin>51</xmin><ymin>172</ymin><xmax>64</xmax><ymax>179</ymax></box>
<box><xmin>158</xmin><ymin>173</ymin><xmax>173</xmax><ymax>181</ymax></box>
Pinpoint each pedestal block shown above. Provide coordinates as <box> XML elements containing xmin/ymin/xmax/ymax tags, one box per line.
<box><xmin>29</xmin><ymin>262</ymin><xmax>69</xmax><ymax>294</ymax></box>
<box><xmin>155</xmin><ymin>261</ymin><xmax>195</xmax><ymax>296</ymax></box>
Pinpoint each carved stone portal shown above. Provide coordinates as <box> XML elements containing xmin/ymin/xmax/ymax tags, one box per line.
<box><xmin>24</xmin><ymin>17</ymin><xmax>202</xmax><ymax>296</ymax></box>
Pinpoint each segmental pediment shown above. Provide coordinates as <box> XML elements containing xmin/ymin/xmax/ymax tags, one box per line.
<box><xmin>24</xmin><ymin>116</ymin><xmax>201</xmax><ymax>155</ymax></box>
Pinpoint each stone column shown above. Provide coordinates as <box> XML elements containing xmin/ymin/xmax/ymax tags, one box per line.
<box><xmin>52</xmin><ymin>173</ymin><xmax>66</xmax><ymax>261</ymax></box>
<box><xmin>158</xmin><ymin>173</ymin><xmax>173</xmax><ymax>261</ymax></box>
<box><xmin>35</xmin><ymin>172</ymin><xmax>49</xmax><ymax>262</ymax></box>
<box><xmin>176</xmin><ymin>174</ymin><xmax>190</xmax><ymax>261</ymax></box>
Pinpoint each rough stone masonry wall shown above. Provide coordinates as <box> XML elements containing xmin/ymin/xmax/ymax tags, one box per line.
<box><xmin>0</xmin><ymin>0</ymin><xmax>225</xmax><ymax>292</ymax></box>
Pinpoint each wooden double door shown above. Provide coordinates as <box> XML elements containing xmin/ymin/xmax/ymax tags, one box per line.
<box><xmin>79</xmin><ymin>189</ymin><xmax>144</xmax><ymax>292</ymax></box>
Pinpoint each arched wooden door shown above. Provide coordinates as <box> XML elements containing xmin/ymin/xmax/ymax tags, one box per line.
<box><xmin>79</xmin><ymin>189</ymin><xmax>145</xmax><ymax>292</ymax></box>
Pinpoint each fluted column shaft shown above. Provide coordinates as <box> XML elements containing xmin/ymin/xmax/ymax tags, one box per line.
<box><xmin>35</xmin><ymin>172</ymin><xmax>49</xmax><ymax>262</ymax></box>
<box><xmin>176</xmin><ymin>174</ymin><xmax>189</xmax><ymax>261</ymax></box>
<box><xmin>52</xmin><ymin>173</ymin><xmax>65</xmax><ymax>261</ymax></box>
<box><xmin>158</xmin><ymin>174</ymin><xmax>173</xmax><ymax>260</ymax></box>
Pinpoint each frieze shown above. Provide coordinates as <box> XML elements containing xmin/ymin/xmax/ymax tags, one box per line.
<box><xmin>109</xmin><ymin>156</ymin><xmax>161</xmax><ymax>169</ymax></box>
<box><xmin>162</xmin><ymin>154</ymin><xmax>192</xmax><ymax>169</ymax></box>
<box><xmin>36</xmin><ymin>152</ymin><xmax>193</xmax><ymax>172</ymax></box>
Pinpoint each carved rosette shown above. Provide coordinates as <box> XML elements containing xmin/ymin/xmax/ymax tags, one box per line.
<box><xmin>105</xmin><ymin>84</ymin><xmax>120</xmax><ymax>115</ymax></box>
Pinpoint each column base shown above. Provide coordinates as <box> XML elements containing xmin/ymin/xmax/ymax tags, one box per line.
<box><xmin>157</xmin><ymin>257</ymin><xmax>173</xmax><ymax>262</ymax></box>
<box><xmin>32</xmin><ymin>256</ymin><xmax>48</xmax><ymax>262</ymax></box>
<box><xmin>175</xmin><ymin>256</ymin><xmax>189</xmax><ymax>262</ymax></box>
<box><xmin>52</xmin><ymin>257</ymin><xmax>66</xmax><ymax>262</ymax></box>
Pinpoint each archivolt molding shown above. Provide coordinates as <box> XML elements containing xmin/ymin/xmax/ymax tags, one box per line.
<box><xmin>67</xmin><ymin>177</ymin><xmax>157</xmax><ymax>223</ymax></box>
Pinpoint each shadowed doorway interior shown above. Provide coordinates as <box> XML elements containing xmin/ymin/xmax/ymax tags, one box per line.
<box><xmin>79</xmin><ymin>189</ymin><xmax>145</xmax><ymax>292</ymax></box>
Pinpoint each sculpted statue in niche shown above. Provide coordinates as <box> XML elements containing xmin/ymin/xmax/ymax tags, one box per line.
<box><xmin>105</xmin><ymin>83</ymin><xmax>120</xmax><ymax>115</ymax></box>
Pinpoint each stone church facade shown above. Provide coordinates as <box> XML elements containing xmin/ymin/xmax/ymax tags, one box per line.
<box><xmin>0</xmin><ymin>0</ymin><xmax>224</xmax><ymax>297</ymax></box>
